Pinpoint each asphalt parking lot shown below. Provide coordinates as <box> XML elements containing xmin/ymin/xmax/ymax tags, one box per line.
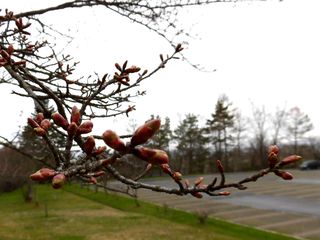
<box><xmin>137</xmin><ymin>169</ymin><xmax>320</xmax><ymax>240</ymax></box>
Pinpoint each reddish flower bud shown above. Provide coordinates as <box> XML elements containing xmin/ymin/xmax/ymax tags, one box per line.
<box><xmin>30</xmin><ymin>168</ymin><xmax>55</xmax><ymax>181</ymax></box>
<box><xmin>71</xmin><ymin>106</ymin><xmax>81</xmax><ymax>125</ymax></box>
<box><xmin>34</xmin><ymin>127</ymin><xmax>46</xmax><ymax>137</ymax></box>
<box><xmin>115</xmin><ymin>63</ymin><xmax>122</xmax><ymax>72</ymax></box>
<box><xmin>133</xmin><ymin>147</ymin><xmax>169</xmax><ymax>165</ymax></box>
<box><xmin>175</xmin><ymin>43</ymin><xmax>183</xmax><ymax>53</ymax></box>
<box><xmin>161</xmin><ymin>164</ymin><xmax>172</xmax><ymax>174</ymax></box>
<box><xmin>216</xmin><ymin>160</ymin><xmax>224</xmax><ymax>173</ymax></box>
<box><xmin>52</xmin><ymin>173</ymin><xmax>66</xmax><ymax>189</ymax></box>
<box><xmin>27</xmin><ymin>117</ymin><xmax>39</xmax><ymax>128</ymax></box>
<box><xmin>77</xmin><ymin>120</ymin><xmax>93</xmax><ymax>134</ymax></box>
<box><xmin>268</xmin><ymin>145</ymin><xmax>280</xmax><ymax>155</ymax></box>
<box><xmin>130</xmin><ymin>119</ymin><xmax>161</xmax><ymax>147</ymax></box>
<box><xmin>279</xmin><ymin>155</ymin><xmax>302</xmax><ymax>166</ymax></box>
<box><xmin>173</xmin><ymin>172</ymin><xmax>182</xmax><ymax>181</ymax></box>
<box><xmin>124</xmin><ymin>65</ymin><xmax>141</xmax><ymax>74</ymax></box>
<box><xmin>40</xmin><ymin>168</ymin><xmax>55</xmax><ymax>179</ymax></box>
<box><xmin>274</xmin><ymin>170</ymin><xmax>293</xmax><ymax>180</ymax></box>
<box><xmin>30</xmin><ymin>170</ymin><xmax>43</xmax><ymax>181</ymax></box>
<box><xmin>184</xmin><ymin>179</ymin><xmax>190</xmax><ymax>188</ymax></box>
<box><xmin>194</xmin><ymin>177</ymin><xmax>204</xmax><ymax>187</ymax></box>
<box><xmin>0</xmin><ymin>50</ymin><xmax>10</xmax><ymax>61</ymax></box>
<box><xmin>52</xmin><ymin>112</ymin><xmax>69</xmax><ymax>130</ymax></box>
<box><xmin>40</xmin><ymin>119</ymin><xmax>51</xmax><ymax>131</ymax></box>
<box><xmin>102</xmin><ymin>130</ymin><xmax>126</xmax><ymax>152</ymax></box>
<box><xmin>67</xmin><ymin>122</ymin><xmax>78</xmax><ymax>137</ymax></box>
<box><xmin>192</xmin><ymin>192</ymin><xmax>203</xmax><ymax>199</ymax></box>
<box><xmin>218</xmin><ymin>191</ymin><xmax>231</xmax><ymax>196</ymax></box>
<box><xmin>35</xmin><ymin>113</ymin><xmax>45</xmax><ymax>124</ymax></box>
<box><xmin>268</xmin><ymin>152</ymin><xmax>279</xmax><ymax>168</ymax></box>
<box><xmin>7</xmin><ymin>44</ymin><xmax>14</xmax><ymax>55</ymax></box>
<box><xmin>83</xmin><ymin>136</ymin><xmax>96</xmax><ymax>155</ymax></box>
<box><xmin>93</xmin><ymin>146</ymin><xmax>107</xmax><ymax>156</ymax></box>
<box><xmin>89</xmin><ymin>177</ymin><xmax>97</xmax><ymax>184</ymax></box>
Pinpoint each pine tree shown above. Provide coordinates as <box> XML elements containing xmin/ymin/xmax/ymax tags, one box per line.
<box><xmin>173</xmin><ymin>114</ymin><xmax>209</xmax><ymax>174</ymax></box>
<box><xmin>206</xmin><ymin>96</ymin><xmax>234</xmax><ymax>171</ymax></box>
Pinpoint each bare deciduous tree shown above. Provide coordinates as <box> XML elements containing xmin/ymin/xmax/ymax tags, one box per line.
<box><xmin>287</xmin><ymin>107</ymin><xmax>313</xmax><ymax>155</ymax></box>
<box><xmin>0</xmin><ymin>1</ymin><xmax>300</xmax><ymax>199</ymax></box>
<box><xmin>250</xmin><ymin>105</ymin><xmax>268</xmax><ymax>169</ymax></box>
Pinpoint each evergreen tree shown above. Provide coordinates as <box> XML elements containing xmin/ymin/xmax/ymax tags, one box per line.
<box><xmin>206</xmin><ymin>96</ymin><xmax>234</xmax><ymax>171</ymax></box>
<box><xmin>18</xmin><ymin>101</ymin><xmax>66</xmax><ymax>167</ymax></box>
<box><xmin>173</xmin><ymin>114</ymin><xmax>209</xmax><ymax>174</ymax></box>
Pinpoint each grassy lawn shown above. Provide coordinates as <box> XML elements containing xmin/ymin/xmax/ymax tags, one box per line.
<box><xmin>0</xmin><ymin>184</ymin><xmax>299</xmax><ymax>240</ymax></box>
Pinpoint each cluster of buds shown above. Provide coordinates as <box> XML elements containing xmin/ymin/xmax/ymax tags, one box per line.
<box><xmin>27</xmin><ymin>113</ymin><xmax>51</xmax><ymax>137</ymax></box>
<box><xmin>0</xmin><ymin>44</ymin><xmax>26</xmax><ymax>68</ymax></box>
<box><xmin>101</xmin><ymin>118</ymin><xmax>170</xmax><ymax>167</ymax></box>
<box><xmin>131</xmin><ymin>118</ymin><xmax>161</xmax><ymax>146</ymax></box>
<box><xmin>51</xmin><ymin>106</ymin><xmax>93</xmax><ymax>136</ymax></box>
<box><xmin>130</xmin><ymin>119</ymin><xmax>170</xmax><ymax>166</ymax></box>
<box><xmin>0</xmin><ymin>9</ymin><xmax>14</xmax><ymax>21</ymax></box>
<box><xmin>30</xmin><ymin>168</ymin><xmax>66</xmax><ymax>189</ymax></box>
<box><xmin>267</xmin><ymin>145</ymin><xmax>302</xmax><ymax>180</ymax></box>
<box><xmin>113</xmin><ymin>61</ymin><xmax>141</xmax><ymax>86</ymax></box>
<box><xmin>56</xmin><ymin>61</ymin><xmax>76</xmax><ymax>83</ymax></box>
<box><xmin>14</xmin><ymin>17</ymin><xmax>31</xmax><ymax>35</ymax></box>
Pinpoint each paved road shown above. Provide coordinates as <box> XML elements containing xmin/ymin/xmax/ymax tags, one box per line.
<box><xmin>136</xmin><ymin>169</ymin><xmax>320</xmax><ymax>240</ymax></box>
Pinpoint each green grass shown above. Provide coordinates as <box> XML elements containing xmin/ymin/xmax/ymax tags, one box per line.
<box><xmin>65</xmin><ymin>184</ymin><xmax>299</xmax><ymax>240</ymax></box>
<box><xmin>0</xmin><ymin>184</ymin><xmax>299</xmax><ymax>240</ymax></box>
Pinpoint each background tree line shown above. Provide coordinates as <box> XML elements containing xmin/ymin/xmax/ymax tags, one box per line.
<box><xmin>137</xmin><ymin>95</ymin><xmax>315</xmax><ymax>175</ymax></box>
<box><xmin>0</xmin><ymin>94</ymin><xmax>315</xmax><ymax>189</ymax></box>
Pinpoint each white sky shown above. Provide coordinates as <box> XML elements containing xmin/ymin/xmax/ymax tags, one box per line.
<box><xmin>1</xmin><ymin>0</ymin><xmax>320</xmax><ymax>140</ymax></box>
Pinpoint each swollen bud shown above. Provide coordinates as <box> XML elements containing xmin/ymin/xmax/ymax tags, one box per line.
<box><xmin>70</xmin><ymin>106</ymin><xmax>81</xmax><ymax>125</ymax></box>
<box><xmin>218</xmin><ymin>191</ymin><xmax>231</xmax><ymax>196</ymax></box>
<box><xmin>67</xmin><ymin>122</ymin><xmax>78</xmax><ymax>137</ymax></box>
<box><xmin>216</xmin><ymin>160</ymin><xmax>224</xmax><ymax>173</ymax></box>
<box><xmin>35</xmin><ymin>113</ymin><xmax>45</xmax><ymax>124</ymax></box>
<box><xmin>191</xmin><ymin>192</ymin><xmax>203</xmax><ymax>199</ymax></box>
<box><xmin>133</xmin><ymin>147</ymin><xmax>169</xmax><ymax>165</ymax></box>
<box><xmin>77</xmin><ymin>120</ymin><xmax>93</xmax><ymax>134</ymax></box>
<box><xmin>52</xmin><ymin>112</ymin><xmax>69</xmax><ymax>130</ymax></box>
<box><xmin>27</xmin><ymin>117</ymin><xmax>39</xmax><ymax>128</ymax></box>
<box><xmin>124</xmin><ymin>65</ymin><xmax>141</xmax><ymax>74</ymax></box>
<box><xmin>89</xmin><ymin>177</ymin><xmax>97</xmax><ymax>184</ymax></box>
<box><xmin>40</xmin><ymin>119</ymin><xmax>51</xmax><ymax>131</ymax></box>
<box><xmin>173</xmin><ymin>171</ymin><xmax>182</xmax><ymax>181</ymax></box>
<box><xmin>34</xmin><ymin>127</ymin><xmax>46</xmax><ymax>137</ymax></box>
<box><xmin>52</xmin><ymin>173</ymin><xmax>66</xmax><ymax>189</ymax></box>
<box><xmin>274</xmin><ymin>170</ymin><xmax>293</xmax><ymax>180</ymax></box>
<box><xmin>102</xmin><ymin>130</ymin><xmax>126</xmax><ymax>152</ymax></box>
<box><xmin>161</xmin><ymin>164</ymin><xmax>172</xmax><ymax>174</ymax></box>
<box><xmin>279</xmin><ymin>155</ymin><xmax>302</xmax><ymax>166</ymax></box>
<box><xmin>83</xmin><ymin>136</ymin><xmax>96</xmax><ymax>155</ymax></box>
<box><xmin>30</xmin><ymin>168</ymin><xmax>55</xmax><ymax>181</ymax></box>
<box><xmin>93</xmin><ymin>146</ymin><xmax>107</xmax><ymax>156</ymax></box>
<box><xmin>268</xmin><ymin>152</ymin><xmax>279</xmax><ymax>168</ymax></box>
<box><xmin>130</xmin><ymin>119</ymin><xmax>161</xmax><ymax>147</ymax></box>
<box><xmin>268</xmin><ymin>145</ymin><xmax>280</xmax><ymax>155</ymax></box>
<box><xmin>194</xmin><ymin>177</ymin><xmax>204</xmax><ymax>187</ymax></box>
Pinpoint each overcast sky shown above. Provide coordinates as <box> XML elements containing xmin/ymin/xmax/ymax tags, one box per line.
<box><xmin>2</xmin><ymin>0</ymin><xmax>320</xmax><ymax>140</ymax></box>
